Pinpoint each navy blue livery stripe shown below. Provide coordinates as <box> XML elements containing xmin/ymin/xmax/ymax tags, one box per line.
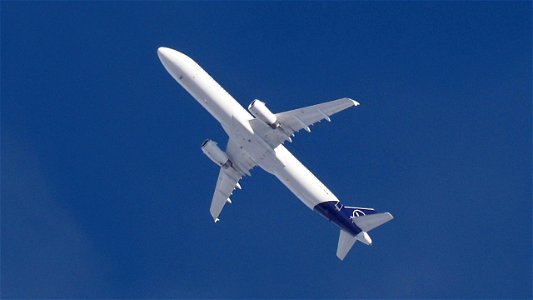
<box><xmin>314</xmin><ymin>201</ymin><xmax>362</xmax><ymax>236</ymax></box>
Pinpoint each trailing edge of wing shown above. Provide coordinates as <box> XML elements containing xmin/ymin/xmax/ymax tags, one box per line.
<box><xmin>210</xmin><ymin>167</ymin><xmax>242</xmax><ymax>222</ymax></box>
<box><xmin>209</xmin><ymin>139</ymin><xmax>256</xmax><ymax>222</ymax></box>
<box><xmin>275</xmin><ymin>97</ymin><xmax>359</xmax><ymax>141</ymax></box>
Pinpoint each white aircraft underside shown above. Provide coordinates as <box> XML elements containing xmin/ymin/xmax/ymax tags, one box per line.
<box><xmin>157</xmin><ymin>47</ymin><xmax>393</xmax><ymax>260</ymax></box>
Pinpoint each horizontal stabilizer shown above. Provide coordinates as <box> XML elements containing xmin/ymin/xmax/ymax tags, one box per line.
<box><xmin>337</xmin><ymin>229</ymin><xmax>357</xmax><ymax>261</ymax></box>
<box><xmin>352</xmin><ymin>212</ymin><xmax>394</xmax><ymax>232</ymax></box>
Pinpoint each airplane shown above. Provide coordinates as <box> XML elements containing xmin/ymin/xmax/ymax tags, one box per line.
<box><xmin>157</xmin><ymin>47</ymin><xmax>393</xmax><ymax>260</ymax></box>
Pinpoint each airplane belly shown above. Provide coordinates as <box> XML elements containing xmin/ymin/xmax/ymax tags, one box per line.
<box><xmin>270</xmin><ymin>146</ymin><xmax>339</xmax><ymax>209</ymax></box>
<box><xmin>226</xmin><ymin>121</ymin><xmax>281</xmax><ymax>173</ymax></box>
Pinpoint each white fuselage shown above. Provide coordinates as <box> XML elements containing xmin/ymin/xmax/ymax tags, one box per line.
<box><xmin>158</xmin><ymin>48</ymin><xmax>339</xmax><ymax>210</ymax></box>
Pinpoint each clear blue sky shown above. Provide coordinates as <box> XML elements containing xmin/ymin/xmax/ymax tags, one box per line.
<box><xmin>2</xmin><ymin>2</ymin><xmax>531</xmax><ymax>298</ymax></box>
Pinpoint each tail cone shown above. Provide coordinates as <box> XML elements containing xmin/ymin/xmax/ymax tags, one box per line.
<box><xmin>356</xmin><ymin>231</ymin><xmax>372</xmax><ymax>245</ymax></box>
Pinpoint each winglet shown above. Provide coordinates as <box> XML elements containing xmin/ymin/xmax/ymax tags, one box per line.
<box><xmin>350</xmin><ymin>99</ymin><xmax>360</xmax><ymax>106</ymax></box>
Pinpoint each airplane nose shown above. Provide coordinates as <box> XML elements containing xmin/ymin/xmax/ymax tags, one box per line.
<box><xmin>157</xmin><ymin>47</ymin><xmax>184</xmax><ymax>80</ymax></box>
<box><xmin>157</xmin><ymin>47</ymin><xmax>173</xmax><ymax>66</ymax></box>
<box><xmin>157</xmin><ymin>47</ymin><xmax>189</xmax><ymax>65</ymax></box>
<box><xmin>157</xmin><ymin>47</ymin><xmax>196</xmax><ymax>82</ymax></box>
<box><xmin>157</xmin><ymin>47</ymin><xmax>170</xmax><ymax>58</ymax></box>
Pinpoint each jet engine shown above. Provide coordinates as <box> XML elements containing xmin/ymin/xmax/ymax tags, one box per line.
<box><xmin>248</xmin><ymin>99</ymin><xmax>279</xmax><ymax>128</ymax></box>
<box><xmin>201</xmin><ymin>139</ymin><xmax>230</xmax><ymax>167</ymax></box>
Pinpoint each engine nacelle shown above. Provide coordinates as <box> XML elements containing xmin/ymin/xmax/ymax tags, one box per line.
<box><xmin>201</xmin><ymin>139</ymin><xmax>230</xmax><ymax>167</ymax></box>
<box><xmin>248</xmin><ymin>99</ymin><xmax>279</xmax><ymax>128</ymax></box>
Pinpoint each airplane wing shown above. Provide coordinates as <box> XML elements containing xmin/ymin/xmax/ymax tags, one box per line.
<box><xmin>274</xmin><ymin>97</ymin><xmax>359</xmax><ymax>143</ymax></box>
<box><xmin>209</xmin><ymin>139</ymin><xmax>255</xmax><ymax>222</ymax></box>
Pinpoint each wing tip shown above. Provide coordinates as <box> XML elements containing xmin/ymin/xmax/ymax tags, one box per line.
<box><xmin>343</xmin><ymin>97</ymin><xmax>360</xmax><ymax>106</ymax></box>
